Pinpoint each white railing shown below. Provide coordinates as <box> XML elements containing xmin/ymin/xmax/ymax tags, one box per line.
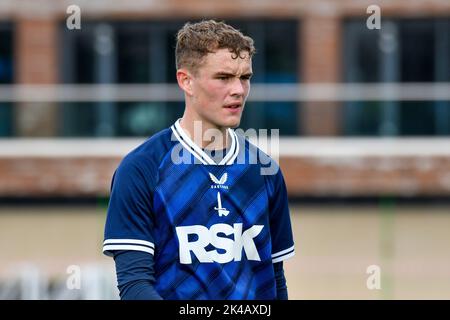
<box><xmin>0</xmin><ymin>138</ymin><xmax>450</xmax><ymax>158</ymax></box>
<box><xmin>0</xmin><ymin>83</ymin><xmax>449</xmax><ymax>102</ymax></box>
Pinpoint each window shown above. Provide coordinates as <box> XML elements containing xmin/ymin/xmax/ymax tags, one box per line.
<box><xmin>60</xmin><ymin>19</ymin><xmax>299</xmax><ymax>137</ymax></box>
<box><xmin>343</xmin><ymin>18</ymin><xmax>450</xmax><ymax>136</ymax></box>
<box><xmin>229</xmin><ymin>19</ymin><xmax>299</xmax><ymax>135</ymax></box>
<box><xmin>0</xmin><ymin>23</ymin><xmax>13</xmax><ymax>137</ymax></box>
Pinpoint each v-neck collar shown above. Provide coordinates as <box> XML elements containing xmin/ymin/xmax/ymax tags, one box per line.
<box><xmin>171</xmin><ymin>119</ymin><xmax>239</xmax><ymax>165</ymax></box>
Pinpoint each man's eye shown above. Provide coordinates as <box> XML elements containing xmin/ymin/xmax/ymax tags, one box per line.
<box><xmin>241</xmin><ymin>76</ymin><xmax>251</xmax><ymax>80</ymax></box>
<box><xmin>218</xmin><ymin>76</ymin><xmax>229</xmax><ymax>80</ymax></box>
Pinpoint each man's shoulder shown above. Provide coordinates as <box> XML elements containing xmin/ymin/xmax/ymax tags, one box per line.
<box><xmin>121</xmin><ymin>127</ymin><xmax>175</xmax><ymax>169</ymax></box>
<box><xmin>234</xmin><ymin>130</ymin><xmax>269</xmax><ymax>155</ymax></box>
<box><xmin>234</xmin><ymin>130</ymin><xmax>280</xmax><ymax>172</ymax></box>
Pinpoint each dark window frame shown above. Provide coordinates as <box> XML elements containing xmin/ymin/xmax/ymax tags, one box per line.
<box><xmin>343</xmin><ymin>18</ymin><xmax>450</xmax><ymax>137</ymax></box>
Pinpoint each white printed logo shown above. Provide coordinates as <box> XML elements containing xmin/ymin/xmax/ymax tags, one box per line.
<box><xmin>214</xmin><ymin>192</ymin><xmax>230</xmax><ymax>217</ymax></box>
<box><xmin>209</xmin><ymin>172</ymin><xmax>228</xmax><ymax>190</ymax></box>
<box><xmin>176</xmin><ymin>223</ymin><xmax>264</xmax><ymax>264</ymax></box>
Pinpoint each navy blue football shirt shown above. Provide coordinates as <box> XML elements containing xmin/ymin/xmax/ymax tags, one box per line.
<box><xmin>103</xmin><ymin>119</ymin><xmax>295</xmax><ymax>299</ymax></box>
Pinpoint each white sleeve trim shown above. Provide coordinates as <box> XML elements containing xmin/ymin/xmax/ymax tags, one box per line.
<box><xmin>103</xmin><ymin>245</ymin><xmax>154</xmax><ymax>256</ymax></box>
<box><xmin>103</xmin><ymin>239</ymin><xmax>154</xmax><ymax>248</ymax></box>
<box><xmin>271</xmin><ymin>245</ymin><xmax>295</xmax><ymax>263</ymax></box>
<box><xmin>272</xmin><ymin>245</ymin><xmax>295</xmax><ymax>258</ymax></box>
<box><xmin>102</xmin><ymin>239</ymin><xmax>155</xmax><ymax>257</ymax></box>
<box><xmin>272</xmin><ymin>251</ymin><xmax>295</xmax><ymax>263</ymax></box>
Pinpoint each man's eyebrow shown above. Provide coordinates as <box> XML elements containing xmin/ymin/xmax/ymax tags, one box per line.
<box><xmin>214</xmin><ymin>71</ymin><xmax>253</xmax><ymax>77</ymax></box>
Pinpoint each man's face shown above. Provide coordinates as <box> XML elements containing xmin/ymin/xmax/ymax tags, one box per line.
<box><xmin>189</xmin><ymin>48</ymin><xmax>252</xmax><ymax>129</ymax></box>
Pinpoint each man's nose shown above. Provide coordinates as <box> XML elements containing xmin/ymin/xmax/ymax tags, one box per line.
<box><xmin>230</xmin><ymin>78</ymin><xmax>245</xmax><ymax>97</ymax></box>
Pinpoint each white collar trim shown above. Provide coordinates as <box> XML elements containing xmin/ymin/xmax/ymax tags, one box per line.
<box><xmin>171</xmin><ymin>119</ymin><xmax>239</xmax><ymax>165</ymax></box>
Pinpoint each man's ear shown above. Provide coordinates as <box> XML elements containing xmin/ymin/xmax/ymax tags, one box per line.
<box><xmin>176</xmin><ymin>69</ymin><xmax>194</xmax><ymax>96</ymax></box>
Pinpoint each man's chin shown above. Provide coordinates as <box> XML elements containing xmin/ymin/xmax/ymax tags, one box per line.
<box><xmin>223</xmin><ymin>118</ymin><xmax>241</xmax><ymax>129</ymax></box>
<box><xmin>204</xmin><ymin>114</ymin><xmax>242</xmax><ymax>129</ymax></box>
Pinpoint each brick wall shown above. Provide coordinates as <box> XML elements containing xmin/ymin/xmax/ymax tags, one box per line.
<box><xmin>301</xmin><ymin>15</ymin><xmax>342</xmax><ymax>136</ymax></box>
<box><xmin>15</xmin><ymin>19</ymin><xmax>59</xmax><ymax>137</ymax></box>
<box><xmin>281</xmin><ymin>156</ymin><xmax>450</xmax><ymax>197</ymax></box>
<box><xmin>1</xmin><ymin>155</ymin><xmax>449</xmax><ymax>198</ymax></box>
<box><xmin>0</xmin><ymin>157</ymin><xmax>115</xmax><ymax>197</ymax></box>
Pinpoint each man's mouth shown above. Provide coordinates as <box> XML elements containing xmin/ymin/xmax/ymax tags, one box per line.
<box><xmin>224</xmin><ymin>103</ymin><xmax>242</xmax><ymax>109</ymax></box>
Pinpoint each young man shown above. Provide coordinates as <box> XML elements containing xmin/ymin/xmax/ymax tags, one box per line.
<box><xmin>103</xmin><ymin>20</ymin><xmax>295</xmax><ymax>300</ymax></box>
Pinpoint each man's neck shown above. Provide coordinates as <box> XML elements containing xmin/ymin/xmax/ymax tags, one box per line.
<box><xmin>179</xmin><ymin>116</ymin><xmax>230</xmax><ymax>150</ymax></box>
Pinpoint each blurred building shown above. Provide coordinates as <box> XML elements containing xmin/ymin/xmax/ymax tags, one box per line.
<box><xmin>0</xmin><ymin>0</ymin><xmax>449</xmax><ymax>199</ymax></box>
<box><xmin>0</xmin><ymin>0</ymin><xmax>450</xmax><ymax>301</ymax></box>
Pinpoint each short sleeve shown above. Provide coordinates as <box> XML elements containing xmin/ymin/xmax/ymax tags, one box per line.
<box><xmin>266</xmin><ymin>167</ymin><xmax>295</xmax><ymax>263</ymax></box>
<box><xmin>103</xmin><ymin>157</ymin><xmax>156</xmax><ymax>257</ymax></box>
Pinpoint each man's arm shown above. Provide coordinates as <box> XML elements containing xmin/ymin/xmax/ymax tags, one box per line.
<box><xmin>264</xmin><ymin>161</ymin><xmax>295</xmax><ymax>300</ymax></box>
<box><xmin>103</xmin><ymin>156</ymin><xmax>160</xmax><ymax>299</ymax></box>
<box><xmin>113</xmin><ymin>250</ymin><xmax>162</xmax><ymax>300</ymax></box>
<box><xmin>273</xmin><ymin>261</ymin><xmax>288</xmax><ymax>300</ymax></box>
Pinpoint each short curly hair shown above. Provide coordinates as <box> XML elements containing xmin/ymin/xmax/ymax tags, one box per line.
<box><xmin>175</xmin><ymin>20</ymin><xmax>256</xmax><ymax>73</ymax></box>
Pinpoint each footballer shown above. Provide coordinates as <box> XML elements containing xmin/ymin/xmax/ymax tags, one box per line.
<box><xmin>103</xmin><ymin>20</ymin><xmax>295</xmax><ymax>300</ymax></box>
